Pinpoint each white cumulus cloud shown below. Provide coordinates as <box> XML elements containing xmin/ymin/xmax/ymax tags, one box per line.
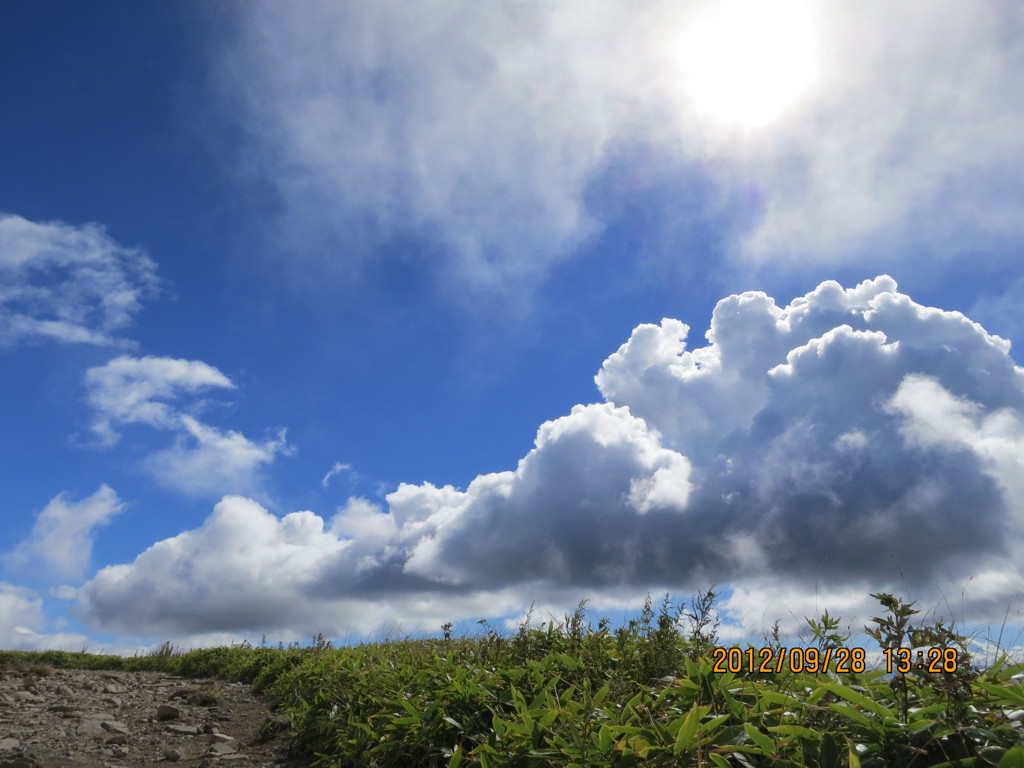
<box><xmin>83</xmin><ymin>356</ymin><xmax>292</xmax><ymax>497</ymax></box>
<box><xmin>0</xmin><ymin>214</ymin><xmax>158</xmax><ymax>347</ymax></box>
<box><xmin>0</xmin><ymin>582</ymin><xmax>89</xmax><ymax>651</ymax></box>
<box><xmin>5</xmin><ymin>485</ymin><xmax>124</xmax><ymax>582</ymax></box>
<box><xmin>76</xmin><ymin>277</ymin><xmax>1024</xmax><ymax>641</ymax></box>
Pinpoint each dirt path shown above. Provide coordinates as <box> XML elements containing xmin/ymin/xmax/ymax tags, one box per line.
<box><xmin>0</xmin><ymin>667</ymin><xmax>304</xmax><ymax>768</ymax></box>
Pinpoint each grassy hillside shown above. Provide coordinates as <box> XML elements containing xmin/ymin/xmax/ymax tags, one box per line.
<box><xmin>4</xmin><ymin>592</ymin><xmax>1024</xmax><ymax>767</ymax></box>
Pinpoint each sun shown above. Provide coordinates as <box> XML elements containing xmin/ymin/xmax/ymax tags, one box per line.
<box><xmin>673</xmin><ymin>0</ymin><xmax>819</xmax><ymax>128</ymax></box>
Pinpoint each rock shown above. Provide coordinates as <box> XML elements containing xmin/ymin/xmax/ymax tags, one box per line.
<box><xmin>78</xmin><ymin>719</ymin><xmax>112</xmax><ymax>738</ymax></box>
<box><xmin>163</xmin><ymin>747</ymin><xmax>183</xmax><ymax>762</ymax></box>
<box><xmin>210</xmin><ymin>732</ymin><xmax>235</xmax><ymax>744</ymax></box>
<box><xmin>0</xmin><ymin>738</ymin><xmax>20</xmax><ymax>750</ymax></box>
<box><xmin>100</xmin><ymin>720</ymin><xmax>132</xmax><ymax>735</ymax></box>
<box><xmin>208</xmin><ymin>741</ymin><xmax>238</xmax><ymax>755</ymax></box>
<box><xmin>106</xmin><ymin>733</ymin><xmax>129</xmax><ymax>745</ymax></box>
<box><xmin>157</xmin><ymin>704</ymin><xmax>182</xmax><ymax>721</ymax></box>
<box><xmin>0</xmin><ymin>757</ymin><xmax>39</xmax><ymax>768</ymax></box>
<box><xmin>165</xmin><ymin>723</ymin><xmax>202</xmax><ymax>735</ymax></box>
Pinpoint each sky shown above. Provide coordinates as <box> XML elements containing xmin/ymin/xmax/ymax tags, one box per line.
<box><xmin>3</xmin><ymin>0</ymin><xmax>1024</xmax><ymax>655</ymax></box>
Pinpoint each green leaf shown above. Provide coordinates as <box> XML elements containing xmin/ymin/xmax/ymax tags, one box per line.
<box><xmin>829</xmin><ymin>703</ymin><xmax>874</xmax><ymax>728</ymax></box>
<box><xmin>819</xmin><ymin>683</ymin><xmax>898</xmax><ymax>723</ymax></box>
<box><xmin>673</xmin><ymin>703</ymin><xmax>709</xmax><ymax>755</ymax></box>
<box><xmin>819</xmin><ymin>731</ymin><xmax>838</xmax><ymax>768</ymax></box>
<box><xmin>998</xmin><ymin>747</ymin><xmax>1024</xmax><ymax>768</ymax></box>
<box><xmin>448</xmin><ymin>745</ymin><xmax>463</xmax><ymax>768</ymax></box>
<box><xmin>847</xmin><ymin>739</ymin><xmax>862</xmax><ymax>768</ymax></box>
<box><xmin>758</xmin><ymin>690</ymin><xmax>806</xmax><ymax>710</ymax></box>
<box><xmin>977</xmin><ymin>682</ymin><xmax>1024</xmax><ymax>708</ymax></box>
<box><xmin>390</xmin><ymin>715</ymin><xmax>420</xmax><ymax>726</ymax></box>
<box><xmin>767</xmin><ymin>724</ymin><xmax>820</xmax><ymax>740</ymax></box>
<box><xmin>743</xmin><ymin>723</ymin><xmax>777</xmax><ymax>755</ymax></box>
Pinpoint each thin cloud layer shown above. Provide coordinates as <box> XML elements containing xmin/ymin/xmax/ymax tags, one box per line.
<box><xmin>217</xmin><ymin>1</ymin><xmax>1024</xmax><ymax>291</ymax></box>
<box><xmin>84</xmin><ymin>356</ymin><xmax>292</xmax><ymax>496</ymax></box>
<box><xmin>218</xmin><ymin>0</ymin><xmax>683</xmax><ymax>287</ymax></box>
<box><xmin>0</xmin><ymin>214</ymin><xmax>158</xmax><ymax>347</ymax></box>
<box><xmin>734</xmin><ymin>0</ymin><xmax>1024</xmax><ymax>267</ymax></box>
<box><xmin>77</xmin><ymin>278</ymin><xmax>1024</xmax><ymax>639</ymax></box>
<box><xmin>5</xmin><ymin>485</ymin><xmax>124</xmax><ymax>582</ymax></box>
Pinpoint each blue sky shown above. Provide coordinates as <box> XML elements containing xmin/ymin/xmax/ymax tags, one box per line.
<box><xmin>3</xmin><ymin>0</ymin><xmax>1024</xmax><ymax>653</ymax></box>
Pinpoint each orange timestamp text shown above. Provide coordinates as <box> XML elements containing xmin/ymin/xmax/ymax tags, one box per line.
<box><xmin>882</xmin><ymin>647</ymin><xmax>960</xmax><ymax>674</ymax></box>
<box><xmin>712</xmin><ymin>646</ymin><xmax>868</xmax><ymax>674</ymax></box>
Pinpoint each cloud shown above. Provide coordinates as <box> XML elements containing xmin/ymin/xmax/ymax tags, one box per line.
<box><xmin>215</xmin><ymin>2</ymin><xmax>1024</xmax><ymax>291</ymax></box>
<box><xmin>0</xmin><ymin>582</ymin><xmax>89</xmax><ymax>651</ymax></box>
<box><xmin>85</xmin><ymin>355</ymin><xmax>236</xmax><ymax>446</ymax></box>
<box><xmin>719</xmin><ymin>0</ymin><xmax>1024</xmax><ymax>268</ymax></box>
<box><xmin>886</xmin><ymin>374</ymin><xmax>1024</xmax><ymax>536</ymax></box>
<box><xmin>216</xmin><ymin>0</ymin><xmax>692</xmax><ymax>289</ymax></box>
<box><xmin>5</xmin><ymin>485</ymin><xmax>124</xmax><ymax>582</ymax></box>
<box><xmin>84</xmin><ymin>356</ymin><xmax>292</xmax><ymax>496</ymax></box>
<box><xmin>145</xmin><ymin>417</ymin><xmax>292</xmax><ymax>498</ymax></box>
<box><xmin>76</xmin><ymin>277</ymin><xmax>1024</xmax><ymax>640</ymax></box>
<box><xmin>321</xmin><ymin>461</ymin><xmax>351</xmax><ymax>489</ymax></box>
<box><xmin>0</xmin><ymin>214</ymin><xmax>158</xmax><ymax>347</ymax></box>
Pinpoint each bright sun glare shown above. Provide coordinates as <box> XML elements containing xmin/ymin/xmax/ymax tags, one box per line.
<box><xmin>674</xmin><ymin>0</ymin><xmax>819</xmax><ymax>128</ymax></box>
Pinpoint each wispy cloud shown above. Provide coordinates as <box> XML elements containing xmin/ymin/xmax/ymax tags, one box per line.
<box><xmin>0</xmin><ymin>214</ymin><xmax>158</xmax><ymax>348</ymax></box>
<box><xmin>217</xmin><ymin>1</ymin><xmax>689</xmax><ymax>291</ymax></box>
<box><xmin>321</xmin><ymin>461</ymin><xmax>351</xmax><ymax>489</ymax></box>
<box><xmin>85</xmin><ymin>355</ymin><xmax>236</xmax><ymax>446</ymax></box>
<box><xmin>707</xmin><ymin>1</ymin><xmax>1024</xmax><ymax>270</ymax></box>
<box><xmin>84</xmin><ymin>355</ymin><xmax>292</xmax><ymax>497</ymax></box>
<box><xmin>76</xmin><ymin>278</ymin><xmax>1024</xmax><ymax>640</ymax></box>
<box><xmin>217</xmin><ymin>2</ymin><xmax>1024</xmax><ymax>294</ymax></box>
<box><xmin>5</xmin><ymin>485</ymin><xmax>124</xmax><ymax>582</ymax></box>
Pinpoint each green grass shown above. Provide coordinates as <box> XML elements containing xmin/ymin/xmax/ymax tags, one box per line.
<box><xmin>4</xmin><ymin>592</ymin><xmax>1024</xmax><ymax>767</ymax></box>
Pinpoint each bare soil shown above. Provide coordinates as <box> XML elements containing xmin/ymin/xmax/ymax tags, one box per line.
<box><xmin>0</xmin><ymin>667</ymin><xmax>307</xmax><ymax>768</ymax></box>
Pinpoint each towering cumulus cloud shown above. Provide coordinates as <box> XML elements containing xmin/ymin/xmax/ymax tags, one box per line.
<box><xmin>77</xmin><ymin>277</ymin><xmax>1024</xmax><ymax>639</ymax></box>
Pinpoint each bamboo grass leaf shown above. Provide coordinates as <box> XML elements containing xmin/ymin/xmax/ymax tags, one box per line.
<box><xmin>998</xmin><ymin>746</ymin><xmax>1024</xmax><ymax>768</ymax></box>
<box><xmin>847</xmin><ymin>738</ymin><xmax>862</xmax><ymax>768</ymax></box>
<box><xmin>743</xmin><ymin>723</ymin><xmax>777</xmax><ymax>755</ymax></box>
<box><xmin>767</xmin><ymin>724</ymin><xmax>820</xmax><ymax>740</ymax></box>
<box><xmin>818</xmin><ymin>682</ymin><xmax>899</xmax><ymax>723</ymax></box>
<box><xmin>828</xmin><ymin>702</ymin><xmax>875</xmax><ymax>728</ymax></box>
<box><xmin>673</xmin><ymin>703</ymin><xmax>710</xmax><ymax>755</ymax></box>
